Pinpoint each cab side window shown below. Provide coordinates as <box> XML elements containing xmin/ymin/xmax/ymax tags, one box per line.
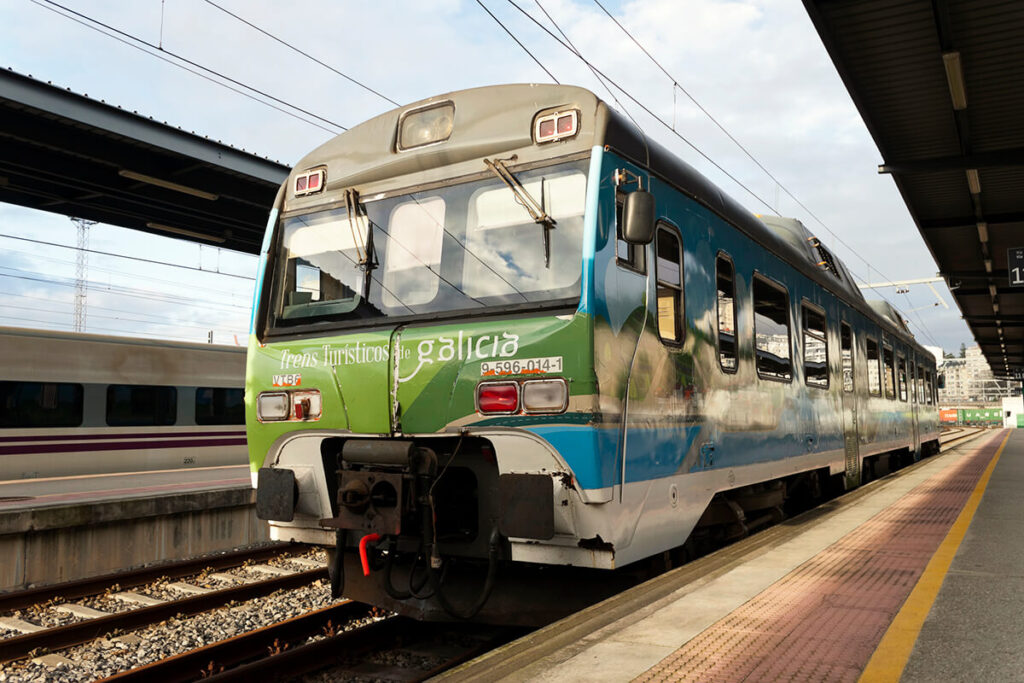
<box><xmin>654</xmin><ymin>225</ymin><xmax>683</xmax><ymax>344</ymax></box>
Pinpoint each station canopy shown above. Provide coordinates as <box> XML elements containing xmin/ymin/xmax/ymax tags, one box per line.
<box><xmin>0</xmin><ymin>68</ymin><xmax>288</xmax><ymax>255</ymax></box>
<box><xmin>805</xmin><ymin>0</ymin><xmax>1024</xmax><ymax>378</ymax></box>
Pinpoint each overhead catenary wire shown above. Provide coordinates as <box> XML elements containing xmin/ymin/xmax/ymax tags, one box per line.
<box><xmin>532</xmin><ymin>0</ymin><xmax>643</xmax><ymax>134</ymax></box>
<box><xmin>0</xmin><ymin>268</ymin><xmax>252</xmax><ymax>311</ymax></box>
<box><xmin>200</xmin><ymin>0</ymin><xmax>400</xmax><ymax>107</ymax></box>
<box><xmin>497</xmin><ymin>0</ymin><xmax>942</xmax><ymax>348</ymax></box>
<box><xmin>587</xmin><ymin>0</ymin><xmax>942</xmax><ymax>348</ymax></box>
<box><xmin>475</xmin><ymin>0</ymin><xmax>560</xmax><ymax>84</ymax></box>
<box><xmin>0</xmin><ymin>289</ymin><xmax>248</xmax><ymax>329</ymax></box>
<box><xmin>494</xmin><ymin>0</ymin><xmax>779</xmax><ymax>217</ymax></box>
<box><xmin>0</xmin><ymin>233</ymin><xmax>255</xmax><ymax>281</ymax></box>
<box><xmin>0</xmin><ymin>249</ymin><xmax>254</xmax><ymax>313</ymax></box>
<box><xmin>0</xmin><ymin>302</ymin><xmax>244</xmax><ymax>334</ymax></box>
<box><xmin>31</xmin><ymin>0</ymin><xmax>346</xmax><ymax>134</ymax></box>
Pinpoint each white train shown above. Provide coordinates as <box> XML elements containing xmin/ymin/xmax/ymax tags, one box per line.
<box><xmin>0</xmin><ymin>327</ymin><xmax>247</xmax><ymax>480</ymax></box>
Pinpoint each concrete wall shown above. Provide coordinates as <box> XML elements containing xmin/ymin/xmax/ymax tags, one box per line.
<box><xmin>0</xmin><ymin>487</ymin><xmax>269</xmax><ymax>591</ymax></box>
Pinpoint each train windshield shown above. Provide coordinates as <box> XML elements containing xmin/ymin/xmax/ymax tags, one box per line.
<box><xmin>266</xmin><ymin>159</ymin><xmax>588</xmax><ymax>329</ymax></box>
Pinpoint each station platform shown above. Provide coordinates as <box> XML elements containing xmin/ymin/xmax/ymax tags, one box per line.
<box><xmin>0</xmin><ymin>465</ymin><xmax>266</xmax><ymax>592</ymax></box>
<box><xmin>442</xmin><ymin>429</ymin><xmax>1018</xmax><ymax>682</ymax></box>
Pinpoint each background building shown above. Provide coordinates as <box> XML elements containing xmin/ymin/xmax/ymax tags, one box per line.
<box><xmin>939</xmin><ymin>345</ymin><xmax>1020</xmax><ymax>405</ymax></box>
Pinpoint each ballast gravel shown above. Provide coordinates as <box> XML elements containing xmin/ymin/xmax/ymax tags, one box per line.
<box><xmin>0</xmin><ymin>578</ymin><xmax>352</xmax><ymax>683</ymax></box>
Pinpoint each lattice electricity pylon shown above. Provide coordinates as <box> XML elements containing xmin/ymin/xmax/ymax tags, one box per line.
<box><xmin>70</xmin><ymin>217</ymin><xmax>97</xmax><ymax>332</ymax></box>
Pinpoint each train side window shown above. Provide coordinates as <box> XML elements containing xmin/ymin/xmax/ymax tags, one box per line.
<box><xmin>753</xmin><ymin>275</ymin><xmax>792</xmax><ymax>381</ymax></box>
<box><xmin>866</xmin><ymin>337</ymin><xmax>881</xmax><ymax>396</ymax></box>
<box><xmin>107</xmin><ymin>385</ymin><xmax>177</xmax><ymax>426</ymax></box>
<box><xmin>909</xmin><ymin>360</ymin><xmax>917</xmax><ymax>403</ymax></box>
<box><xmin>196</xmin><ymin>388</ymin><xmax>245</xmax><ymax>425</ymax></box>
<box><xmin>716</xmin><ymin>254</ymin><xmax>737</xmax><ymax>372</ymax></box>
<box><xmin>0</xmin><ymin>381</ymin><xmax>83</xmax><ymax>428</ymax></box>
<box><xmin>897</xmin><ymin>356</ymin><xmax>908</xmax><ymax>402</ymax></box>
<box><xmin>925</xmin><ymin>370</ymin><xmax>934</xmax><ymax>405</ymax></box>
<box><xmin>840</xmin><ymin>323</ymin><xmax>854</xmax><ymax>392</ymax></box>
<box><xmin>615</xmin><ymin>196</ymin><xmax>646</xmax><ymax>273</ymax></box>
<box><xmin>915</xmin><ymin>363</ymin><xmax>924</xmax><ymax>403</ymax></box>
<box><xmin>801</xmin><ymin>303</ymin><xmax>828</xmax><ymax>389</ymax></box>
<box><xmin>882</xmin><ymin>345</ymin><xmax>896</xmax><ymax>400</ymax></box>
<box><xmin>654</xmin><ymin>225</ymin><xmax>683</xmax><ymax>344</ymax></box>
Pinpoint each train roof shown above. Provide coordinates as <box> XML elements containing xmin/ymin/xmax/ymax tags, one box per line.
<box><xmin>284</xmin><ymin>83</ymin><xmax>926</xmax><ymax>355</ymax></box>
<box><xmin>0</xmin><ymin>327</ymin><xmax>244</xmax><ymax>387</ymax></box>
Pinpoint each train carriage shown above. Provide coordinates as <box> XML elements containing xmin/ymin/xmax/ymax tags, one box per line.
<box><xmin>247</xmin><ymin>84</ymin><xmax>939</xmax><ymax>624</ymax></box>
<box><xmin>0</xmin><ymin>327</ymin><xmax>247</xmax><ymax>479</ymax></box>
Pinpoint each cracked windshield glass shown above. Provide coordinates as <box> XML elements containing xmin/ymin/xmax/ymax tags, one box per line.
<box><xmin>269</xmin><ymin>159</ymin><xmax>588</xmax><ymax>327</ymax></box>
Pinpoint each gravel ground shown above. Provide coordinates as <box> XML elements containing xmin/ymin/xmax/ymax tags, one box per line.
<box><xmin>0</xmin><ymin>578</ymin><xmax>351</xmax><ymax>683</ymax></box>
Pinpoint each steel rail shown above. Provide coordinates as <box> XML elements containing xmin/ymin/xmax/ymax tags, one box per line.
<box><xmin>96</xmin><ymin>600</ymin><xmax>374</xmax><ymax>682</ymax></box>
<box><xmin>0</xmin><ymin>567</ymin><xmax>326</xmax><ymax>663</ymax></box>
<box><xmin>0</xmin><ymin>542</ymin><xmax>294</xmax><ymax>612</ymax></box>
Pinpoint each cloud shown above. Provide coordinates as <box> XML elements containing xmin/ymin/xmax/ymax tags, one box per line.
<box><xmin>0</xmin><ymin>0</ymin><xmax>973</xmax><ymax>351</ymax></box>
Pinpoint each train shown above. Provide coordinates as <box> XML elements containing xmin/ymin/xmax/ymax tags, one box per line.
<box><xmin>246</xmin><ymin>84</ymin><xmax>940</xmax><ymax>624</ymax></box>
<box><xmin>0</xmin><ymin>327</ymin><xmax>247</xmax><ymax>480</ymax></box>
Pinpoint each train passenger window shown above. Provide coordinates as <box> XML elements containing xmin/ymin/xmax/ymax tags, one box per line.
<box><xmin>654</xmin><ymin>226</ymin><xmax>683</xmax><ymax>343</ymax></box>
<box><xmin>107</xmin><ymin>385</ymin><xmax>177</xmax><ymax>426</ymax></box>
<box><xmin>716</xmin><ymin>254</ymin><xmax>737</xmax><ymax>372</ymax></box>
<box><xmin>753</xmin><ymin>275</ymin><xmax>791</xmax><ymax>381</ymax></box>
<box><xmin>909</xmin><ymin>361</ymin><xmax>916</xmax><ymax>403</ymax></box>
<box><xmin>866</xmin><ymin>337</ymin><xmax>881</xmax><ymax>396</ymax></box>
<box><xmin>840</xmin><ymin>323</ymin><xmax>854</xmax><ymax>392</ymax></box>
<box><xmin>0</xmin><ymin>381</ymin><xmax>83</xmax><ymax>428</ymax></box>
<box><xmin>882</xmin><ymin>345</ymin><xmax>896</xmax><ymax>400</ymax></box>
<box><xmin>925</xmin><ymin>370</ymin><xmax>934</xmax><ymax>405</ymax></box>
<box><xmin>615</xmin><ymin>196</ymin><xmax>646</xmax><ymax>273</ymax></box>
<box><xmin>897</xmin><ymin>354</ymin><xmax>908</xmax><ymax>401</ymax></box>
<box><xmin>801</xmin><ymin>304</ymin><xmax>828</xmax><ymax>388</ymax></box>
<box><xmin>195</xmin><ymin>388</ymin><xmax>245</xmax><ymax>425</ymax></box>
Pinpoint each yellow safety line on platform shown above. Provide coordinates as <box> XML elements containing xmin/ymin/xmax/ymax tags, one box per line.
<box><xmin>858</xmin><ymin>430</ymin><xmax>1012</xmax><ymax>682</ymax></box>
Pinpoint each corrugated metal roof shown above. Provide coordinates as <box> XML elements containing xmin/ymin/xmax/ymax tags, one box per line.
<box><xmin>804</xmin><ymin>0</ymin><xmax>1024</xmax><ymax>377</ymax></box>
<box><xmin>0</xmin><ymin>68</ymin><xmax>288</xmax><ymax>254</ymax></box>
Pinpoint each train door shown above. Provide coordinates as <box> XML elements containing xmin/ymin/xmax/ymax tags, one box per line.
<box><xmin>910</xmin><ymin>358</ymin><xmax>921</xmax><ymax>458</ymax></box>
<box><xmin>839</xmin><ymin>321</ymin><xmax>860</xmax><ymax>488</ymax></box>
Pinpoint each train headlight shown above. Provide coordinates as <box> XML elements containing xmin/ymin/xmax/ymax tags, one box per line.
<box><xmin>476</xmin><ymin>382</ymin><xmax>520</xmax><ymax>415</ymax></box>
<box><xmin>397</xmin><ymin>101</ymin><xmax>455</xmax><ymax>151</ymax></box>
<box><xmin>522</xmin><ymin>379</ymin><xmax>568</xmax><ymax>414</ymax></box>
<box><xmin>257</xmin><ymin>392</ymin><xmax>290</xmax><ymax>421</ymax></box>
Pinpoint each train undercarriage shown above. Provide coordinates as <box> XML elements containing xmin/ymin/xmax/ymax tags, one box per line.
<box><xmin>258</xmin><ymin>432</ymin><xmax>940</xmax><ymax>626</ymax></box>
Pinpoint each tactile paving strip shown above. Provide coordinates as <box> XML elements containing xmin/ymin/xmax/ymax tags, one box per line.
<box><xmin>635</xmin><ymin>434</ymin><xmax>1004</xmax><ymax>683</ymax></box>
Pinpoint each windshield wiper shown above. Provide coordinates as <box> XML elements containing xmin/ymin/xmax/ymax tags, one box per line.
<box><xmin>344</xmin><ymin>188</ymin><xmax>378</xmax><ymax>298</ymax></box>
<box><xmin>483</xmin><ymin>156</ymin><xmax>556</xmax><ymax>268</ymax></box>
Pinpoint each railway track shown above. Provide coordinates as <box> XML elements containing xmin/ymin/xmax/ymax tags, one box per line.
<box><xmin>98</xmin><ymin>604</ymin><xmax>522</xmax><ymax>683</ymax></box>
<box><xmin>0</xmin><ymin>544</ymin><xmax>327</xmax><ymax>665</ymax></box>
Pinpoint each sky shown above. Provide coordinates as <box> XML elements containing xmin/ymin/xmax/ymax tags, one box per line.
<box><xmin>0</xmin><ymin>0</ymin><xmax>974</xmax><ymax>352</ymax></box>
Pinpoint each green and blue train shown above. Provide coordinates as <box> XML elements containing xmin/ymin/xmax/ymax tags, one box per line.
<box><xmin>247</xmin><ymin>84</ymin><xmax>939</xmax><ymax>624</ymax></box>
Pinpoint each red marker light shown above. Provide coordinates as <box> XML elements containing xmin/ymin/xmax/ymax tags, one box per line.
<box><xmin>307</xmin><ymin>173</ymin><xmax>320</xmax><ymax>190</ymax></box>
<box><xmin>538</xmin><ymin>119</ymin><xmax>555</xmax><ymax>139</ymax></box>
<box><xmin>295</xmin><ymin>175</ymin><xmax>308</xmax><ymax>192</ymax></box>
<box><xmin>477</xmin><ymin>382</ymin><xmax>519</xmax><ymax>414</ymax></box>
<box><xmin>557</xmin><ymin>114</ymin><xmax>574</xmax><ymax>134</ymax></box>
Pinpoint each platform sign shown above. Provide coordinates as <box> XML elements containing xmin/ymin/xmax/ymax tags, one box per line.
<box><xmin>1010</xmin><ymin>247</ymin><xmax>1024</xmax><ymax>287</ymax></box>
